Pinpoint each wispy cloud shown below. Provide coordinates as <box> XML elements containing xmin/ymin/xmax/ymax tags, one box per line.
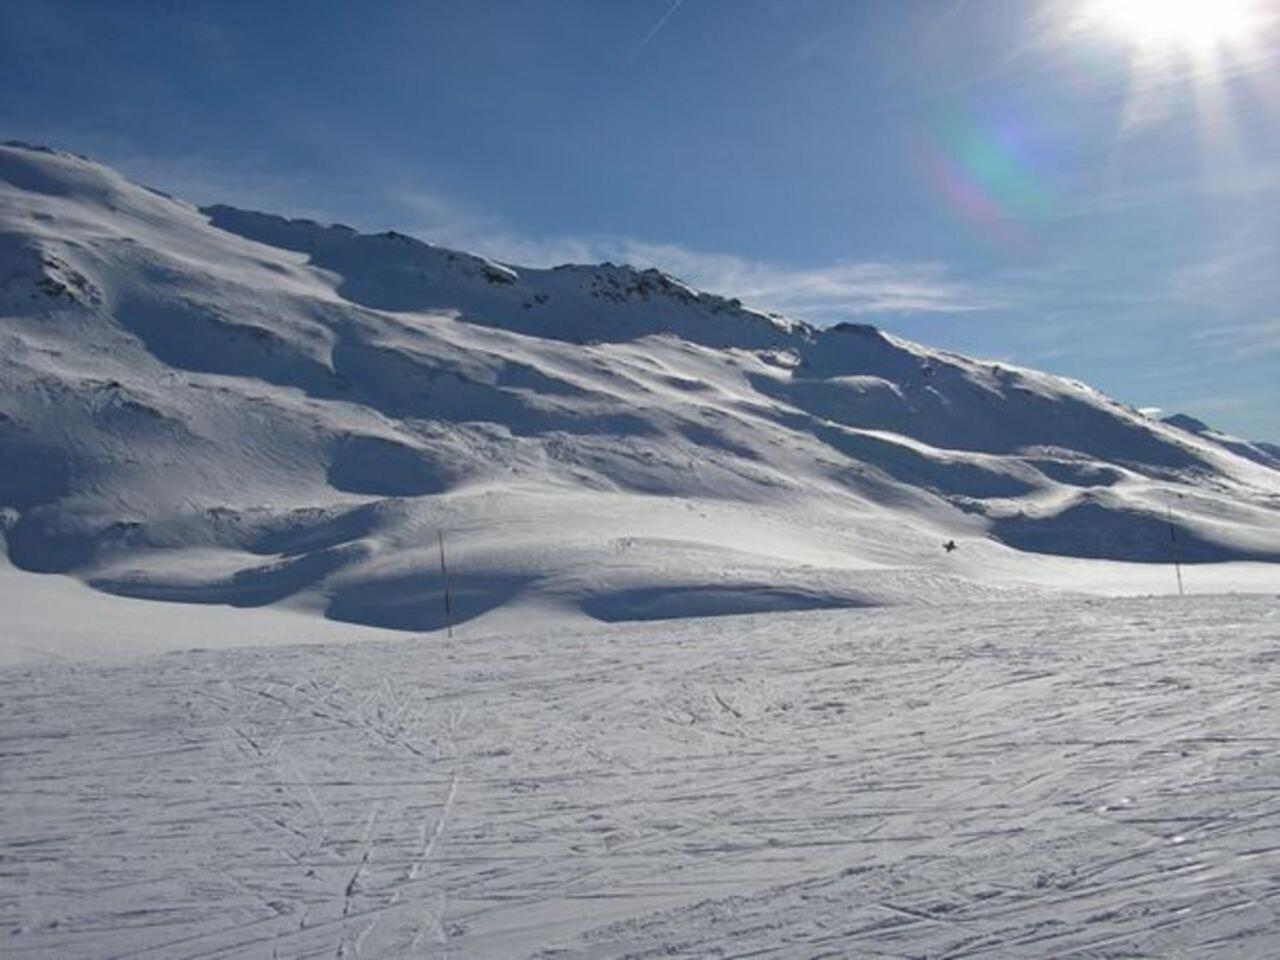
<box><xmin>372</xmin><ymin>178</ymin><xmax>1000</xmax><ymax>322</ymax></box>
<box><xmin>1054</xmin><ymin>164</ymin><xmax>1280</xmax><ymax>221</ymax></box>
<box><xmin>391</xmin><ymin>189</ymin><xmax>507</xmax><ymax>245</ymax></box>
<box><xmin>1167</xmin><ymin>249</ymin><xmax>1279</xmax><ymax>313</ymax></box>
<box><xmin>600</xmin><ymin>242</ymin><xmax>999</xmax><ymax>318</ymax></box>
<box><xmin>1191</xmin><ymin>318</ymin><xmax>1280</xmax><ymax>357</ymax></box>
<box><xmin>1155</xmin><ymin>230</ymin><xmax>1280</xmax><ymax>355</ymax></box>
<box><xmin>395</xmin><ymin>203</ymin><xmax>999</xmax><ymax>321</ymax></box>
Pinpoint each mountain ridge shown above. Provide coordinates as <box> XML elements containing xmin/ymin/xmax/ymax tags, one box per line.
<box><xmin>2</xmin><ymin>141</ymin><xmax>1278</xmax><ymax>634</ymax></box>
<box><xmin>1162</xmin><ymin>411</ymin><xmax>1280</xmax><ymax>471</ymax></box>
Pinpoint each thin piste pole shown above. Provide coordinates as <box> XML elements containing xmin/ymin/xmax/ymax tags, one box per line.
<box><xmin>1166</xmin><ymin>501</ymin><xmax>1184</xmax><ymax>598</ymax></box>
<box><xmin>438</xmin><ymin>529</ymin><xmax>454</xmax><ymax>637</ymax></box>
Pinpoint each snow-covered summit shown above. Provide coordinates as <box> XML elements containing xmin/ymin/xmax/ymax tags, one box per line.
<box><xmin>1162</xmin><ymin>412</ymin><xmax>1280</xmax><ymax>471</ymax></box>
<box><xmin>2</xmin><ymin>142</ymin><xmax>1278</xmax><ymax>636</ymax></box>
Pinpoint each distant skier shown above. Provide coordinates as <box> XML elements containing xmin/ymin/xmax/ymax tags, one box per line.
<box><xmin>942</xmin><ymin>539</ymin><xmax>957</xmax><ymax>553</ymax></box>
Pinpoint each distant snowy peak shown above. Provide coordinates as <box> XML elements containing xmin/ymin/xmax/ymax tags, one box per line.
<box><xmin>1162</xmin><ymin>413</ymin><xmax>1280</xmax><ymax>471</ymax></box>
<box><xmin>1162</xmin><ymin>413</ymin><xmax>1211</xmax><ymax>434</ymax></box>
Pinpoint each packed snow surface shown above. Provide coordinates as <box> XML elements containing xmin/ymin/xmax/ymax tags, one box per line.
<box><xmin>3</xmin><ymin>596</ymin><xmax>1280</xmax><ymax>957</ymax></box>
<box><xmin>3</xmin><ymin>142</ymin><xmax>1280</xmax><ymax>958</ymax></box>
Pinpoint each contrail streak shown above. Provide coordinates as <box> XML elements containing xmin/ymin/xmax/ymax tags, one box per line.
<box><xmin>626</xmin><ymin>0</ymin><xmax>684</xmax><ymax>62</ymax></box>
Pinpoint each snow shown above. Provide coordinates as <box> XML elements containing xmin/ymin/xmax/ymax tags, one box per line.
<box><xmin>3</xmin><ymin>595</ymin><xmax>1279</xmax><ymax>957</ymax></box>
<box><xmin>2</xmin><ymin>141</ymin><xmax>1280</xmax><ymax>957</ymax></box>
<box><xmin>0</xmin><ymin>543</ymin><xmax>400</xmax><ymax>667</ymax></box>
<box><xmin>1163</xmin><ymin>412</ymin><xmax>1280</xmax><ymax>472</ymax></box>
<box><xmin>1</xmin><ymin>142</ymin><xmax>1278</xmax><ymax>650</ymax></box>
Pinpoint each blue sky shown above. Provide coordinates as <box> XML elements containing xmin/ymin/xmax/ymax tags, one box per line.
<box><xmin>2</xmin><ymin>0</ymin><xmax>1277</xmax><ymax>437</ymax></box>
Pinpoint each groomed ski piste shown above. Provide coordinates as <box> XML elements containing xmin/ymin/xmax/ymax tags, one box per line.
<box><xmin>2</xmin><ymin>142</ymin><xmax>1279</xmax><ymax>957</ymax></box>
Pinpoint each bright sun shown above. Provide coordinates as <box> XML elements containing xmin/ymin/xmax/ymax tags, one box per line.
<box><xmin>1093</xmin><ymin>0</ymin><xmax>1255</xmax><ymax>49</ymax></box>
<box><xmin>1076</xmin><ymin>0</ymin><xmax>1270</xmax><ymax>145</ymax></box>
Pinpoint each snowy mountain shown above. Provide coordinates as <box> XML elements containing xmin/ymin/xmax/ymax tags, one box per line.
<box><xmin>2</xmin><ymin>141</ymin><xmax>1278</xmax><ymax>635</ymax></box>
<box><xmin>1162</xmin><ymin>412</ymin><xmax>1280</xmax><ymax>471</ymax></box>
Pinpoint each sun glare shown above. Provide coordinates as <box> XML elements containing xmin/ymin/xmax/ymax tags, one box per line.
<box><xmin>1094</xmin><ymin>0</ymin><xmax>1255</xmax><ymax>49</ymax></box>
<box><xmin>1074</xmin><ymin>0</ymin><xmax>1270</xmax><ymax>140</ymax></box>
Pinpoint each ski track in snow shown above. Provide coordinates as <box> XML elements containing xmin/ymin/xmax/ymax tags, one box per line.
<box><xmin>3</xmin><ymin>595</ymin><xmax>1280</xmax><ymax>958</ymax></box>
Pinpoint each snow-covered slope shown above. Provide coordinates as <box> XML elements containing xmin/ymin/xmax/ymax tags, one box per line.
<box><xmin>5</xmin><ymin>596</ymin><xmax>1280</xmax><ymax>957</ymax></box>
<box><xmin>2</xmin><ymin>142</ymin><xmax>1278</xmax><ymax>637</ymax></box>
<box><xmin>1162</xmin><ymin>412</ymin><xmax>1280</xmax><ymax>472</ymax></box>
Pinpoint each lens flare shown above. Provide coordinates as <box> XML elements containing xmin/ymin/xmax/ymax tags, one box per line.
<box><xmin>916</xmin><ymin>106</ymin><xmax>1058</xmax><ymax>253</ymax></box>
